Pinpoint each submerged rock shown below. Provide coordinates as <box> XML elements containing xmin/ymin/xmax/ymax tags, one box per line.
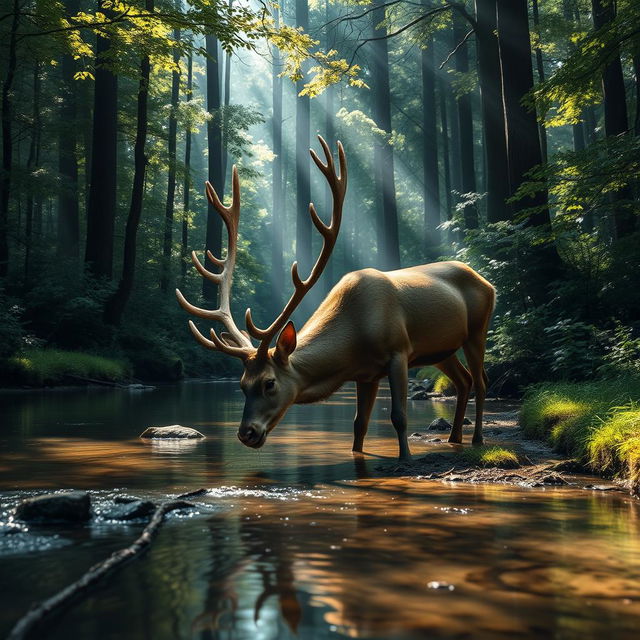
<box><xmin>14</xmin><ymin>491</ymin><xmax>91</xmax><ymax>523</ymax></box>
<box><xmin>428</xmin><ymin>418</ymin><xmax>452</xmax><ymax>431</ymax></box>
<box><xmin>409</xmin><ymin>390</ymin><xmax>429</xmax><ymax>400</ymax></box>
<box><xmin>104</xmin><ymin>500</ymin><xmax>156</xmax><ymax>521</ymax></box>
<box><xmin>463</xmin><ymin>417</ymin><xmax>472</xmax><ymax>425</ymax></box>
<box><xmin>140</xmin><ymin>425</ymin><xmax>205</xmax><ymax>439</ymax></box>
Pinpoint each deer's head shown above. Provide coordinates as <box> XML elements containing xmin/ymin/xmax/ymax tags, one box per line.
<box><xmin>176</xmin><ymin>137</ymin><xmax>346</xmax><ymax>449</ymax></box>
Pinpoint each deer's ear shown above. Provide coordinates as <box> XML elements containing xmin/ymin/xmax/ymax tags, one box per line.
<box><xmin>275</xmin><ymin>321</ymin><xmax>297</xmax><ymax>365</ymax></box>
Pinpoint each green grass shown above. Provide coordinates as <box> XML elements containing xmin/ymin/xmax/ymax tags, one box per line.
<box><xmin>521</xmin><ymin>377</ymin><xmax>640</xmax><ymax>494</ymax></box>
<box><xmin>460</xmin><ymin>445</ymin><xmax>520</xmax><ymax>469</ymax></box>
<box><xmin>5</xmin><ymin>349</ymin><xmax>131</xmax><ymax>386</ymax></box>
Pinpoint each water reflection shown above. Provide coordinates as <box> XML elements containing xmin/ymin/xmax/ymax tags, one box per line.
<box><xmin>1</xmin><ymin>383</ymin><xmax>639</xmax><ymax>639</ymax></box>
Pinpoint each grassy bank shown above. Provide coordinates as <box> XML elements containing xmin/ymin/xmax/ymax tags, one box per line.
<box><xmin>521</xmin><ymin>377</ymin><xmax>640</xmax><ymax>494</ymax></box>
<box><xmin>2</xmin><ymin>349</ymin><xmax>132</xmax><ymax>387</ymax></box>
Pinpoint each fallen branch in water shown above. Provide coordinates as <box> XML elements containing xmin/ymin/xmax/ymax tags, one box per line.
<box><xmin>7</xmin><ymin>500</ymin><xmax>193</xmax><ymax>640</ymax></box>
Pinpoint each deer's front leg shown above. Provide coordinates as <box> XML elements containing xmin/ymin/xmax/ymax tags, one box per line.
<box><xmin>353</xmin><ymin>381</ymin><xmax>379</xmax><ymax>453</ymax></box>
<box><xmin>388</xmin><ymin>353</ymin><xmax>411</xmax><ymax>461</ymax></box>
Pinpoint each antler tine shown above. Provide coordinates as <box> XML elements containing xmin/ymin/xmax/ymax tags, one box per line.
<box><xmin>246</xmin><ymin>138</ymin><xmax>347</xmax><ymax>357</ymax></box>
<box><xmin>191</xmin><ymin>251</ymin><xmax>223</xmax><ymax>284</ymax></box>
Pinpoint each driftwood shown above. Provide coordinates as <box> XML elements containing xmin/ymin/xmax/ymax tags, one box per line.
<box><xmin>7</xmin><ymin>500</ymin><xmax>192</xmax><ymax>640</ymax></box>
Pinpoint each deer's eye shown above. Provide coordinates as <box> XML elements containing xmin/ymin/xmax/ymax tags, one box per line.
<box><xmin>264</xmin><ymin>379</ymin><xmax>276</xmax><ymax>393</ymax></box>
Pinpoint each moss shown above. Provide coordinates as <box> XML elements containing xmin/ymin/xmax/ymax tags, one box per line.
<box><xmin>4</xmin><ymin>349</ymin><xmax>131</xmax><ymax>386</ymax></box>
<box><xmin>461</xmin><ymin>446</ymin><xmax>520</xmax><ymax>469</ymax></box>
<box><xmin>521</xmin><ymin>377</ymin><xmax>640</xmax><ymax>494</ymax></box>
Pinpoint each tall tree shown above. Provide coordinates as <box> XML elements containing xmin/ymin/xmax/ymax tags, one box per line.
<box><xmin>104</xmin><ymin>0</ymin><xmax>153</xmax><ymax>326</ymax></box>
<box><xmin>371</xmin><ymin>0</ymin><xmax>400</xmax><ymax>269</ymax></box>
<box><xmin>160</xmin><ymin>28</ymin><xmax>181</xmax><ymax>293</ymax></box>
<box><xmin>85</xmin><ymin>0</ymin><xmax>118</xmax><ymax>280</ymax></box>
<box><xmin>422</xmin><ymin>34</ymin><xmax>440</xmax><ymax>258</ymax></box>
<box><xmin>562</xmin><ymin>0</ymin><xmax>586</xmax><ymax>152</ymax></box>
<box><xmin>475</xmin><ymin>0</ymin><xmax>509</xmax><ymax>222</ymax></box>
<box><xmin>0</xmin><ymin>0</ymin><xmax>20</xmax><ymax>277</ymax></box>
<box><xmin>324</xmin><ymin>0</ymin><xmax>337</xmax><ymax>286</ymax></box>
<box><xmin>592</xmin><ymin>0</ymin><xmax>635</xmax><ymax>237</ymax></box>
<box><xmin>531</xmin><ymin>0</ymin><xmax>548</xmax><ymax>162</ymax></box>
<box><xmin>295</xmin><ymin>0</ymin><xmax>312</xmax><ymax>278</ymax></box>
<box><xmin>57</xmin><ymin>0</ymin><xmax>80</xmax><ymax>259</ymax></box>
<box><xmin>438</xmin><ymin>75</ymin><xmax>453</xmax><ymax>229</ymax></box>
<box><xmin>181</xmin><ymin>53</ymin><xmax>193</xmax><ymax>284</ymax></box>
<box><xmin>204</xmin><ymin>33</ymin><xmax>224</xmax><ymax>302</ymax></box>
<box><xmin>453</xmin><ymin>12</ymin><xmax>478</xmax><ymax>229</ymax></box>
<box><xmin>496</xmin><ymin>0</ymin><xmax>549</xmax><ymax>225</ymax></box>
<box><xmin>272</xmin><ymin>6</ymin><xmax>284</xmax><ymax>307</ymax></box>
<box><xmin>24</xmin><ymin>64</ymin><xmax>42</xmax><ymax>281</ymax></box>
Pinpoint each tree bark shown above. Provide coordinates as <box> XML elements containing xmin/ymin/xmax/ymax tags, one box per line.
<box><xmin>295</xmin><ymin>0</ymin><xmax>312</xmax><ymax>278</ymax></box>
<box><xmin>531</xmin><ymin>0</ymin><xmax>548</xmax><ymax>163</ymax></box>
<box><xmin>24</xmin><ymin>64</ymin><xmax>41</xmax><ymax>282</ymax></box>
<box><xmin>592</xmin><ymin>0</ymin><xmax>634</xmax><ymax>237</ymax></box>
<box><xmin>57</xmin><ymin>0</ymin><xmax>80</xmax><ymax>259</ymax></box>
<box><xmin>496</xmin><ymin>0</ymin><xmax>550</xmax><ymax>225</ymax></box>
<box><xmin>371</xmin><ymin>0</ymin><xmax>400</xmax><ymax>270</ymax></box>
<box><xmin>160</xmin><ymin>28</ymin><xmax>181</xmax><ymax>293</ymax></box>
<box><xmin>438</xmin><ymin>75</ymin><xmax>453</xmax><ymax>233</ymax></box>
<box><xmin>475</xmin><ymin>0</ymin><xmax>509</xmax><ymax>223</ymax></box>
<box><xmin>181</xmin><ymin>53</ymin><xmax>193</xmax><ymax>284</ymax></box>
<box><xmin>422</xmin><ymin>34</ymin><xmax>440</xmax><ymax>259</ymax></box>
<box><xmin>324</xmin><ymin>0</ymin><xmax>337</xmax><ymax>287</ymax></box>
<box><xmin>85</xmin><ymin>0</ymin><xmax>118</xmax><ymax>280</ymax></box>
<box><xmin>0</xmin><ymin>0</ymin><xmax>20</xmax><ymax>278</ymax></box>
<box><xmin>453</xmin><ymin>14</ymin><xmax>478</xmax><ymax>229</ymax></box>
<box><xmin>270</xmin><ymin>7</ymin><xmax>284</xmax><ymax>310</ymax></box>
<box><xmin>204</xmin><ymin>34</ymin><xmax>224</xmax><ymax>302</ymax></box>
<box><xmin>104</xmin><ymin>0</ymin><xmax>152</xmax><ymax>326</ymax></box>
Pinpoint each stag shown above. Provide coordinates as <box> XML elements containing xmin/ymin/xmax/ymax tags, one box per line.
<box><xmin>176</xmin><ymin>137</ymin><xmax>495</xmax><ymax>460</ymax></box>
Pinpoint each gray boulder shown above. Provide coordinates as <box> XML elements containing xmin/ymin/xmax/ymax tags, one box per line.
<box><xmin>104</xmin><ymin>500</ymin><xmax>155</xmax><ymax>521</ymax></box>
<box><xmin>14</xmin><ymin>491</ymin><xmax>91</xmax><ymax>523</ymax></box>
<box><xmin>463</xmin><ymin>417</ymin><xmax>472</xmax><ymax>425</ymax></box>
<box><xmin>140</xmin><ymin>425</ymin><xmax>204</xmax><ymax>439</ymax></box>
<box><xmin>428</xmin><ymin>418</ymin><xmax>452</xmax><ymax>431</ymax></box>
<box><xmin>409</xmin><ymin>390</ymin><xmax>429</xmax><ymax>400</ymax></box>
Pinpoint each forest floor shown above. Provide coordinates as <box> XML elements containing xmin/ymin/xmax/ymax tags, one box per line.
<box><xmin>386</xmin><ymin>401</ymin><xmax>626</xmax><ymax>494</ymax></box>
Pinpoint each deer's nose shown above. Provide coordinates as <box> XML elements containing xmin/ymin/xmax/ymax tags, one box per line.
<box><xmin>238</xmin><ymin>424</ymin><xmax>264</xmax><ymax>447</ymax></box>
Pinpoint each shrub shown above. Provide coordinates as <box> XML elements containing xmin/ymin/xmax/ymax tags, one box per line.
<box><xmin>4</xmin><ymin>349</ymin><xmax>131</xmax><ymax>386</ymax></box>
<box><xmin>461</xmin><ymin>446</ymin><xmax>520</xmax><ymax>469</ymax></box>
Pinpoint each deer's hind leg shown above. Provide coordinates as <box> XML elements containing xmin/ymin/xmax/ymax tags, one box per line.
<box><xmin>435</xmin><ymin>354</ymin><xmax>472</xmax><ymax>444</ymax></box>
<box><xmin>463</xmin><ymin>326</ymin><xmax>490</xmax><ymax>445</ymax></box>
<box><xmin>353</xmin><ymin>381</ymin><xmax>379</xmax><ymax>453</ymax></box>
<box><xmin>388</xmin><ymin>353</ymin><xmax>411</xmax><ymax>461</ymax></box>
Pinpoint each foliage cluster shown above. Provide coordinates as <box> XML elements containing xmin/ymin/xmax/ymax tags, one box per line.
<box><xmin>460</xmin><ymin>445</ymin><xmax>520</xmax><ymax>469</ymax></box>
<box><xmin>521</xmin><ymin>377</ymin><xmax>640</xmax><ymax>493</ymax></box>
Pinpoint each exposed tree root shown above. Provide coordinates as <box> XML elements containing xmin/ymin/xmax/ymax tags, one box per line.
<box><xmin>7</xmin><ymin>500</ymin><xmax>193</xmax><ymax>640</ymax></box>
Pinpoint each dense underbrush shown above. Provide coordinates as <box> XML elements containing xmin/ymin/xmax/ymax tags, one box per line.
<box><xmin>521</xmin><ymin>377</ymin><xmax>640</xmax><ymax>494</ymax></box>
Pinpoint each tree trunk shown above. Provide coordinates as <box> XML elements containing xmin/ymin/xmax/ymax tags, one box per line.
<box><xmin>496</xmin><ymin>0</ymin><xmax>549</xmax><ymax>225</ymax></box>
<box><xmin>633</xmin><ymin>54</ymin><xmax>640</xmax><ymax>136</ymax></box>
<box><xmin>181</xmin><ymin>53</ymin><xmax>193</xmax><ymax>284</ymax></box>
<box><xmin>562</xmin><ymin>0</ymin><xmax>586</xmax><ymax>152</ymax></box>
<box><xmin>295</xmin><ymin>0</ymin><xmax>312</xmax><ymax>279</ymax></box>
<box><xmin>222</xmin><ymin>0</ymin><xmax>232</xmax><ymax>187</ymax></box>
<box><xmin>453</xmin><ymin>15</ymin><xmax>478</xmax><ymax>230</ymax></box>
<box><xmin>422</xmin><ymin>34</ymin><xmax>440</xmax><ymax>259</ymax></box>
<box><xmin>0</xmin><ymin>0</ymin><xmax>20</xmax><ymax>277</ymax></box>
<box><xmin>204</xmin><ymin>34</ymin><xmax>224</xmax><ymax>302</ymax></box>
<box><xmin>531</xmin><ymin>0</ymin><xmax>548</xmax><ymax>163</ymax></box>
<box><xmin>592</xmin><ymin>0</ymin><xmax>634</xmax><ymax>237</ymax></box>
<box><xmin>85</xmin><ymin>0</ymin><xmax>118</xmax><ymax>280</ymax></box>
<box><xmin>438</xmin><ymin>76</ymin><xmax>453</xmax><ymax>232</ymax></box>
<box><xmin>324</xmin><ymin>0</ymin><xmax>337</xmax><ymax>287</ymax></box>
<box><xmin>371</xmin><ymin>0</ymin><xmax>400</xmax><ymax>270</ymax></box>
<box><xmin>57</xmin><ymin>0</ymin><xmax>80</xmax><ymax>259</ymax></box>
<box><xmin>104</xmin><ymin>0</ymin><xmax>152</xmax><ymax>326</ymax></box>
<box><xmin>475</xmin><ymin>0</ymin><xmax>510</xmax><ymax>223</ymax></box>
<box><xmin>24</xmin><ymin>64</ymin><xmax>41</xmax><ymax>282</ymax></box>
<box><xmin>160</xmin><ymin>28</ymin><xmax>181</xmax><ymax>293</ymax></box>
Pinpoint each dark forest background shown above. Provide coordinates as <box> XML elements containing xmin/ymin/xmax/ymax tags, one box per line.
<box><xmin>1</xmin><ymin>0</ymin><xmax>639</xmax><ymax>390</ymax></box>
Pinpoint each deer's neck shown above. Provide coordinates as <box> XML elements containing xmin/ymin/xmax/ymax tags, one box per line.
<box><xmin>290</xmin><ymin>329</ymin><xmax>351</xmax><ymax>404</ymax></box>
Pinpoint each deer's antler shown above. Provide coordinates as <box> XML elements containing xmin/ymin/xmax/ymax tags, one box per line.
<box><xmin>175</xmin><ymin>166</ymin><xmax>255</xmax><ymax>360</ymax></box>
<box><xmin>246</xmin><ymin>136</ymin><xmax>347</xmax><ymax>358</ymax></box>
<box><xmin>177</xmin><ymin>136</ymin><xmax>347</xmax><ymax>362</ymax></box>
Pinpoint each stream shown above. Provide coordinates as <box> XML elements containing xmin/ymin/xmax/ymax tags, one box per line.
<box><xmin>1</xmin><ymin>380</ymin><xmax>639</xmax><ymax>639</ymax></box>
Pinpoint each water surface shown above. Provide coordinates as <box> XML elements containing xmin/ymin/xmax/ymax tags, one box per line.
<box><xmin>0</xmin><ymin>381</ymin><xmax>639</xmax><ymax>639</ymax></box>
